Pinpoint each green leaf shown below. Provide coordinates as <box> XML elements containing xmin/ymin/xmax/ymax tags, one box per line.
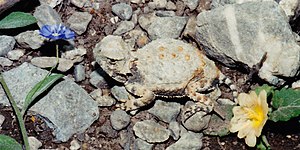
<box><xmin>0</xmin><ymin>135</ymin><xmax>22</xmax><ymax>150</ymax></box>
<box><xmin>21</xmin><ymin>74</ymin><xmax>64</xmax><ymax>116</ymax></box>
<box><xmin>0</xmin><ymin>12</ymin><xmax>37</xmax><ymax>29</ymax></box>
<box><xmin>255</xmin><ymin>84</ymin><xmax>274</xmax><ymax>96</ymax></box>
<box><xmin>269</xmin><ymin>88</ymin><xmax>300</xmax><ymax>122</ymax></box>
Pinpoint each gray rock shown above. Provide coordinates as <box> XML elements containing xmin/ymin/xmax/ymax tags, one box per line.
<box><xmin>34</xmin><ymin>4</ymin><xmax>62</xmax><ymax>28</ymax></box>
<box><xmin>110</xmin><ymin>110</ymin><xmax>131</xmax><ymax>130</ymax></box>
<box><xmin>280</xmin><ymin>0</ymin><xmax>300</xmax><ymax>21</ymax></box>
<box><xmin>89</xmin><ymin>69</ymin><xmax>108</xmax><ymax>88</ymax></box>
<box><xmin>134</xmin><ymin>138</ymin><xmax>154</xmax><ymax>150</ymax></box>
<box><xmin>30</xmin><ymin>57</ymin><xmax>74</xmax><ymax>72</ymax></box>
<box><xmin>14</xmin><ymin>30</ymin><xmax>45</xmax><ymax>50</ymax></box>
<box><xmin>133</xmin><ymin>120</ymin><xmax>170</xmax><ymax>143</ymax></box>
<box><xmin>0</xmin><ymin>57</ymin><xmax>13</xmax><ymax>67</ymax></box>
<box><xmin>111</xmin><ymin>85</ymin><xmax>131</xmax><ymax>101</ymax></box>
<box><xmin>166</xmin><ymin>132</ymin><xmax>203</xmax><ymax>150</ymax></box>
<box><xmin>0</xmin><ymin>63</ymin><xmax>99</xmax><ymax>142</ymax></box>
<box><xmin>147</xmin><ymin>100</ymin><xmax>181</xmax><ymax>123</ymax></box>
<box><xmin>113</xmin><ymin>21</ymin><xmax>135</xmax><ymax>35</ymax></box>
<box><xmin>69</xmin><ymin>139</ymin><xmax>80</xmax><ymax>150</ymax></box>
<box><xmin>181</xmin><ymin>102</ymin><xmax>211</xmax><ymax>132</ymax></box>
<box><xmin>90</xmin><ymin>89</ymin><xmax>116</xmax><ymax>106</ymax></box>
<box><xmin>168</xmin><ymin>121</ymin><xmax>181</xmax><ymax>140</ymax></box>
<box><xmin>39</xmin><ymin>0</ymin><xmax>63</xmax><ymax>8</ymax></box>
<box><xmin>183</xmin><ymin>0</ymin><xmax>199</xmax><ymax>11</ymax></box>
<box><xmin>153</xmin><ymin>0</ymin><xmax>167</xmax><ymax>9</ymax></box>
<box><xmin>7</xmin><ymin>49</ymin><xmax>25</xmax><ymax>61</ymax></box>
<box><xmin>0</xmin><ymin>114</ymin><xmax>5</xmax><ymax>128</ymax></box>
<box><xmin>98</xmin><ymin>120</ymin><xmax>118</xmax><ymax>138</ymax></box>
<box><xmin>70</xmin><ymin>0</ymin><xmax>92</xmax><ymax>8</ymax></box>
<box><xmin>0</xmin><ymin>35</ymin><xmax>15</xmax><ymax>56</ymax></box>
<box><xmin>28</xmin><ymin>136</ymin><xmax>42</xmax><ymax>150</ymax></box>
<box><xmin>195</xmin><ymin>1</ymin><xmax>300</xmax><ymax>85</ymax></box>
<box><xmin>74</xmin><ymin>64</ymin><xmax>85</xmax><ymax>82</ymax></box>
<box><xmin>155</xmin><ymin>10</ymin><xmax>176</xmax><ymax>17</ymax></box>
<box><xmin>112</xmin><ymin>3</ymin><xmax>133</xmax><ymax>20</ymax></box>
<box><xmin>182</xmin><ymin>15</ymin><xmax>197</xmax><ymax>39</ymax></box>
<box><xmin>61</xmin><ymin>46</ymin><xmax>86</xmax><ymax>63</ymax></box>
<box><xmin>292</xmin><ymin>80</ymin><xmax>300</xmax><ymax>89</ymax></box>
<box><xmin>67</xmin><ymin>12</ymin><xmax>92</xmax><ymax>35</ymax></box>
<box><xmin>139</xmin><ymin>14</ymin><xmax>188</xmax><ymax>40</ymax></box>
<box><xmin>166</xmin><ymin>1</ymin><xmax>177</xmax><ymax>10</ymax></box>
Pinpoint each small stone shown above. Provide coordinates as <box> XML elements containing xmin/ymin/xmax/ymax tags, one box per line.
<box><xmin>166</xmin><ymin>132</ymin><xmax>203</xmax><ymax>150</ymax></box>
<box><xmin>279</xmin><ymin>0</ymin><xmax>300</xmax><ymax>21</ymax></box>
<box><xmin>134</xmin><ymin>138</ymin><xmax>154</xmax><ymax>150</ymax></box>
<box><xmin>34</xmin><ymin>4</ymin><xmax>62</xmax><ymax>28</ymax></box>
<box><xmin>133</xmin><ymin>120</ymin><xmax>170</xmax><ymax>143</ymax></box>
<box><xmin>39</xmin><ymin>0</ymin><xmax>63</xmax><ymax>8</ymax></box>
<box><xmin>147</xmin><ymin>100</ymin><xmax>181</xmax><ymax>123</ymax></box>
<box><xmin>98</xmin><ymin>120</ymin><xmax>118</xmax><ymax>138</ymax></box>
<box><xmin>14</xmin><ymin>30</ymin><xmax>45</xmax><ymax>50</ymax></box>
<box><xmin>112</xmin><ymin>3</ymin><xmax>133</xmax><ymax>20</ymax></box>
<box><xmin>166</xmin><ymin>1</ymin><xmax>177</xmax><ymax>10</ymax></box>
<box><xmin>0</xmin><ymin>114</ymin><xmax>5</xmax><ymax>128</ymax></box>
<box><xmin>90</xmin><ymin>89</ymin><xmax>116</xmax><ymax>106</ymax></box>
<box><xmin>153</xmin><ymin>0</ymin><xmax>167</xmax><ymax>9</ymax></box>
<box><xmin>111</xmin><ymin>85</ymin><xmax>131</xmax><ymax>101</ymax></box>
<box><xmin>110</xmin><ymin>110</ymin><xmax>131</xmax><ymax>130</ymax></box>
<box><xmin>70</xmin><ymin>139</ymin><xmax>81</xmax><ymax>150</ymax></box>
<box><xmin>0</xmin><ymin>57</ymin><xmax>13</xmax><ymax>67</ymax></box>
<box><xmin>67</xmin><ymin>11</ymin><xmax>93</xmax><ymax>35</ymax></box>
<box><xmin>155</xmin><ymin>10</ymin><xmax>176</xmax><ymax>17</ymax></box>
<box><xmin>113</xmin><ymin>21</ymin><xmax>135</xmax><ymax>35</ymax></box>
<box><xmin>183</xmin><ymin>0</ymin><xmax>199</xmax><ymax>11</ymax></box>
<box><xmin>89</xmin><ymin>69</ymin><xmax>109</xmax><ymax>88</ymax></box>
<box><xmin>0</xmin><ymin>35</ymin><xmax>15</xmax><ymax>56</ymax></box>
<box><xmin>181</xmin><ymin>102</ymin><xmax>211</xmax><ymax>132</ymax></box>
<box><xmin>30</xmin><ymin>57</ymin><xmax>74</xmax><ymax>72</ymax></box>
<box><xmin>70</xmin><ymin>0</ymin><xmax>92</xmax><ymax>8</ymax></box>
<box><xmin>62</xmin><ymin>46</ymin><xmax>87</xmax><ymax>63</ymax></box>
<box><xmin>28</xmin><ymin>136</ymin><xmax>42</xmax><ymax>150</ymax></box>
<box><xmin>7</xmin><ymin>49</ymin><xmax>25</xmax><ymax>61</ymax></box>
<box><xmin>74</xmin><ymin>64</ymin><xmax>85</xmax><ymax>82</ymax></box>
<box><xmin>168</xmin><ymin>121</ymin><xmax>181</xmax><ymax>140</ymax></box>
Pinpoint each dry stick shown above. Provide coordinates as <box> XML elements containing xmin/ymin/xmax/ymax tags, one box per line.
<box><xmin>0</xmin><ymin>73</ymin><xmax>30</xmax><ymax>150</ymax></box>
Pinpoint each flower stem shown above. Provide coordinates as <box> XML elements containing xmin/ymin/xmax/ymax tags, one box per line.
<box><xmin>0</xmin><ymin>73</ymin><xmax>30</xmax><ymax>150</ymax></box>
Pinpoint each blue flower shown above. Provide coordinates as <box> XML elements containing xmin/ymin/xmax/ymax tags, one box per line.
<box><xmin>39</xmin><ymin>24</ymin><xmax>75</xmax><ymax>40</ymax></box>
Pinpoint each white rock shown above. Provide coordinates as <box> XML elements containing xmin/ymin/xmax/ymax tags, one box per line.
<box><xmin>28</xmin><ymin>136</ymin><xmax>42</xmax><ymax>150</ymax></box>
<box><xmin>280</xmin><ymin>0</ymin><xmax>300</xmax><ymax>21</ymax></box>
<box><xmin>30</xmin><ymin>57</ymin><xmax>74</xmax><ymax>72</ymax></box>
<box><xmin>0</xmin><ymin>57</ymin><xmax>13</xmax><ymax>67</ymax></box>
<box><xmin>39</xmin><ymin>0</ymin><xmax>63</xmax><ymax>8</ymax></box>
<box><xmin>7</xmin><ymin>49</ymin><xmax>25</xmax><ymax>61</ymax></box>
<box><xmin>70</xmin><ymin>139</ymin><xmax>81</xmax><ymax>150</ymax></box>
<box><xmin>153</xmin><ymin>0</ymin><xmax>167</xmax><ymax>9</ymax></box>
<box><xmin>61</xmin><ymin>46</ymin><xmax>86</xmax><ymax>63</ymax></box>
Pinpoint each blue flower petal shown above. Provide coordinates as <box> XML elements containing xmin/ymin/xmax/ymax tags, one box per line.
<box><xmin>39</xmin><ymin>24</ymin><xmax>75</xmax><ymax>40</ymax></box>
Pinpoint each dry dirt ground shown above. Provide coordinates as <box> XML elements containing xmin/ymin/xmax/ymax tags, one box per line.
<box><xmin>0</xmin><ymin>0</ymin><xmax>300</xmax><ymax>149</ymax></box>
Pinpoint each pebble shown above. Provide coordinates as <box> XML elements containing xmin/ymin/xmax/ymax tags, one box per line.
<box><xmin>111</xmin><ymin>85</ymin><xmax>131</xmax><ymax>101</ymax></box>
<box><xmin>113</xmin><ymin>21</ymin><xmax>135</xmax><ymax>35</ymax></box>
<box><xmin>153</xmin><ymin>0</ymin><xmax>167</xmax><ymax>9</ymax></box>
<box><xmin>89</xmin><ymin>69</ymin><xmax>109</xmax><ymax>88</ymax></box>
<box><xmin>67</xmin><ymin>11</ymin><xmax>93</xmax><ymax>35</ymax></box>
<box><xmin>183</xmin><ymin>0</ymin><xmax>199</xmax><ymax>11</ymax></box>
<box><xmin>61</xmin><ymin>46</ymin><xmax>86</xmax><ymax>63</ymax></box>
<box><xmin>166</xmin><ymin>132</ymin><xmax>203</xmax><ymax>150</ymax></box>
<box><xmin>112</xmin><ymin>3</ymin><xmax>133</xmax><ymax>20</ymax></box>
<box><xmin>0</xmin><ymin>114</ymin><xmax>5</xmax><ymax>128</ymax></box>
<box><xmin>133</xmin><ymin>120</ymin><xmax>170</xmax><ymax>143</ymax></box>
<box><xmin>39</xmin><ymin>0</ymin><xmax>63</xmax><ymax>8</ymax></box>
<box><xmin>98</xmin><ymin>120</ymin><xmax>118</xmax><ymax>138</ymax></box>
<box><xmin>134</xmin><ymin>138</ymin><xmax>154</xmax><ymax>150</ymax></box>
<box><xmin>110</xmin><ymin>110</ymin><xmax>131</xmax><ymax>130</ymax></box>
<box><xmin>14</xmin><ymin>30</ymin><xmax>45</xmax><ymax>50</ymax></box>
<box><xmin>0</xmin><ymin>57</ymin><xmax>13</xmax><ymax>67</ymax></box>
<box><xmin>33</xmin><ymin>4</ymin><xmax>62</xmax><ymax>28</ymax></box>
<box><xmin>70</xmin><ymin>139</ymin><xmax>81</xmax><ymax>150</ymax></box>
<box><xmin>7</xmin><ymin>49</ymin><xmax>25</xmax><ymax>61</ymax></box>
<box><xmin>166</xmin><ymin>1</ymin><xmax>177</xmax><ymax>10</ymax></box>
<box><xmin>70</xmin><ymin>0</ymin><xmax>92</xmax><ymax>8</ymax></box>
<box><xmin>74</xmin><ymin>64</ymin><xmax>85</xmax><ymax>82</ymax></box>
<box><xmin>147</xmin><ymin>100</ymin><xmax>181</xmax><ymax>123</ymax></box>
<box><xmin>28</xmin><ymin>136</ymin><xmax>43</xmax><ymax>150</ymax></box>
<box><xmin>90</xmin><ymin>89</ymin><xmax>116</xmax><ymax>106</ymax></box>
<box><xmin>30</xmin><ymin>57</ymin><xmax>74</xmax><ymax>72</ymax></box>
<box><xmin>168</xmin><ymin>121</ymin><xmax>181</xmax><ymax>140</ymax></box>
<box><xmin>0</xmin><ymin>35</ymin><xmax>15</xmax><ymax>56</ymax></box>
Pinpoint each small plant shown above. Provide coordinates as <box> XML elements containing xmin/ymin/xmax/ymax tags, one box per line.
<box><xmin>0</xmin><ymin>11</ymin><xmax>75</xmax><ymax>149</ymax></box>
<box><xmin>229</xmin><ymin>84</ymin><xmax>300</xmax><ymax>149</ymax></box>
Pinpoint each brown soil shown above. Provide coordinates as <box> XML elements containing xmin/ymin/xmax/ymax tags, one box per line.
<box><xmin>0</xmin><ymin>0</ymin><xmax>300</xmax><ymax>150</ymax></box>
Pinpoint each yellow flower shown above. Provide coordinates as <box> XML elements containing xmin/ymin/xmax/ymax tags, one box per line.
<box><xmin>229</xmin><ymin>90</ymin><xmax>268</xmax><ymax>147</ymax></box>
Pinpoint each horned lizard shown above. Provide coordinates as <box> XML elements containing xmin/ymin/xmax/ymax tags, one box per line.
<box><xmin>93</xmin><ymin>36</ymin><xmax>236</xmax><ymax>119</ymax></box>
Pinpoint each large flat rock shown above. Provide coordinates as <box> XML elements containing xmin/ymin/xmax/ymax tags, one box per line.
<box><xmin>195</xmin><ymin>1</ymin><xmax>300</xmax><ymax>85</ymax></box>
